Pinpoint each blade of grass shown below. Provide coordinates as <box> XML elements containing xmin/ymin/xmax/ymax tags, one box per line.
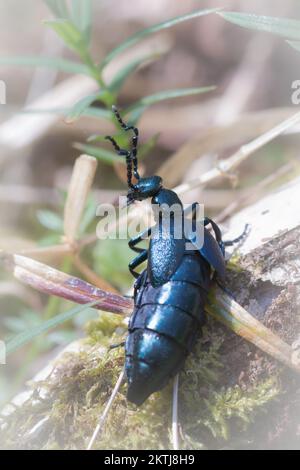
<box><xmin>126</xmin><ymin>86</ymin><xmax>215</xmax><ymax>112</ymax></box>
<box><xmin>0</xmin><ymin>56</ymin><xmax>90</xmax><ymax>75</ymax></box>
<box><xmin>74</xmin><ymin>143</ymin><xmax>124</xmax><ymax>164</ymax></box>
<box><xmin>6</xmin><ymin>301</ymin><xmax>98</xmax><ymax>356</ymax></box>
<box><xmin>100</xmin><ymin>8</ymin><xmax>220</xmax><ymax>70</ymax></box>
<box><xmin>219</xmin><ymin>11</ymin><xmax>300</xmax><ymax>41</ymax></box>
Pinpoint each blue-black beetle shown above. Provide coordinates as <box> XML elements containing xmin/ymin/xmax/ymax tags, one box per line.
<box><xmin>106</xmin><ymin>106</ymin><xmax>244</xmax><ymax>406</ymax></box>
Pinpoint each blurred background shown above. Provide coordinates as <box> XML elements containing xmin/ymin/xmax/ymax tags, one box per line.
<box><xmin>0</xmin><ymin>0</ymin><xmax>300</xmax><ymax>447</ymax></box>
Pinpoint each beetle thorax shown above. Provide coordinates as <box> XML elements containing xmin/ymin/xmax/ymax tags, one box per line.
<box><xmin>151</xmin><ymin>188</ymin><xmax>183</xmax><ymax>222</ymax></box>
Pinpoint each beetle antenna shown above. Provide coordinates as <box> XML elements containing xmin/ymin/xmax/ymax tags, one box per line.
<box><xmin>112</xmin><ymin>105</ymin><xmax>140</xmax><ymax>181</ymax></box>
<box><xmin>172</xmin><ymin>374</ymin><xmax>180</xmax><ymax>450</ymax></box>
<box><xmin>87</xmin><ymin>368</ymin><xmax>125</xmax><ymax>450</ymax></box>
<box><xmin>105</xmin><ymin>135</ymin><xmax>134</xmax><ymax>189</ymax></box>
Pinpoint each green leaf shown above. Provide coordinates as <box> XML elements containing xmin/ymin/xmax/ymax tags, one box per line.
<box><xmin>44</xmin><ymin>0</ymin><xmax>69</xmax><ymax>18</ymax></box>
<box><xmin>36</xmin><ymin>210</ymin><xmax>64</xmax><ymax>232</ymax></box>
<box><xmin>127</xmin><ymin>86</ymin><xmax>215</xmax><ymax>112</ymax></box>
<box><xmin>87</xmin><ymin>132</ymin><xmax>126</xmax><ymax>144</ymax></box>
<box><xmin>38</xmin><ymin>233</ymin><xmax>61</xmax><ymax>247</ymax></box>
<box><xmin>287</xmin><ymin>40</ymin><xmax>300</xmax><ymax>52</ymax></box>
<box><xmin>87</xmin><ymin>134</ymin><xmax>110</xmax><ymax>143</ymax></box>
<box><xmin>77</xmin><ymin>106</ymin><xmax>113</xmax><ymax>120</ymax></box>
<box><xmin>74</xmin><ymin>143</ymin><xmax>124</xmax><ymax>164</ymax></box>
<box><xmin>66</xmin><ymin>92</ymin><xmax>106</xmax><ymax>122</ymax></box>
<box><xmin>219</xmin><ymin>12</ymin><xmax>300</xmax><ymax>40</ymax></box>
<box><xmin>0</xmin><ymin>56</ymin><xmax>90</xmax><ymax>75</ymax></box>
<box><xmin>44</xmin><ymin>19</ymin><xmax>86</xmax><ymax>54</ymax></box>
<box><xmin>71</xmin><ymin>0</ymin><xmax>92</xmax><ymax>44</ymax></box>
<box><xmin>100</xmin><ymin>8</ymin><xmax>220</xmax><ymax>70</ymax></box>
<box><xmin>6</xmin><ymin>301</ymin><xmax>98</xmax><ymax>356</ymax></box>
<box><xmin>109</xmin><ymin>53</ymin><xmax>161</xmax><ymax>93</ymax></box>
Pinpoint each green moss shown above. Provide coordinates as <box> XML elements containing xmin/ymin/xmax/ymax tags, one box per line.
<box><xmin>85</xmin><ymin>310</ymin><xmax>127</xmax><ymax>348</ymax></box>
<box><xmin>0</xmin><ymin>314</ymin><xmax>281</xmax><ymax>450</ymax></box>
<box><xmin>226</xmin><ymin>253</ymin><xmax>243</xmax><ymax>272</ymax></box>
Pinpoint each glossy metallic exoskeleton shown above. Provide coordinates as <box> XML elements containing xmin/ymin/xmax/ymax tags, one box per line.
<box><xmin>106</xmin><ymin>106</ymin><xmax>241</xmax><ymax>406</ymax></box>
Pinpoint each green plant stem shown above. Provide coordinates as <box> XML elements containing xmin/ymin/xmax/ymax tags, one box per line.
<box><xmin>80</xmin><ymin>48</ymin><xmax>106</xmax><ymax>88</ymax></box>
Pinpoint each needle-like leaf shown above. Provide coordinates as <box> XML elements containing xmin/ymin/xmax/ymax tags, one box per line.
<box><xmin>126</xmin><ymin>86</ymin><xmax>216</xmax><ymax>113</ymax></box>
<box><xmin>44</xmin><ymin>19</ymin><xmax>85</xmax><ymax>54</ymax></box>
<box><xmin>6</xmin><ymin>301</ymin><xmax>98</xmax><ymax>356</ymax></box>
<box><xmin>109</xmin><ymin>53</ymin><xmax>162</xmax><ymax>93</ymax></box>
<box><xmin>100</xmin><ymin>8</ymin><xmax>220</xmax><ymax>70</ymax></box>
<box><xmin>219</xmin><ymin>11</ymin><xmax>300</xmax><ymax>41</ymax></box>
<box><xmin>44</xmin><ymin>0</ymin><xmax>69</xmax><ymax>18</ymax></box>
<box><xmin>74</xmin><ymin>143</ymin><xmax>124</xmax><ymax>164</ymax></box>
<box><xmin>71</xmin><ymin>0</ymin><xmax>92</xmax><ymax>44</ymax></box>
<box><xmin>0</xmin><ymin>56</ymin><xmax>90</xmax><ymax>75</ymax></box>
<box><xmin>65</xmin><ymin>92</ymin><xmax>107</xmax><ymax>123</ymax></box>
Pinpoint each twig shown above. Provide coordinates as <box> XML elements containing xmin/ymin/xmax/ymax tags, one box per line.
<box><xmin>158</xmin><ymin>108</ymin><xmax>295</xmax><ymax>187</ymax></box>
<box><xmin>174</xmin><ymin>110</ymin><xmax>300</xmax><ymax>195</ymax></box>
<box><xmin>0</xmin><ymin>253</ymin><xmax>132</xmax><ymax>316</ymax></box>
<box><xmin>172</xmin><ymin>374</ymin><xmax>179</xmax><ymax>451</ymax></box>
<box><xmin>87</xmin><ymin>368</ymin><xmax>125</xmax><ymax>450</ymax></box>
<box><xmin>73</xmin><ymin>255</ymin><xmax>119</xmax><ymax>294</ymax></box>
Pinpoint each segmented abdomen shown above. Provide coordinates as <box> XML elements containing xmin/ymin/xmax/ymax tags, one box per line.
<box><xmin>125</xmin><ymin>252</ymin><xmax>211</xmax><ymax>405</ymax></box>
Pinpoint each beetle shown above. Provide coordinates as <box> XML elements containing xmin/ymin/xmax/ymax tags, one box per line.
<box><xmin>105</xmin><ymin>106</ymin><xmax>246</xmax><ymax>406</ymax></box>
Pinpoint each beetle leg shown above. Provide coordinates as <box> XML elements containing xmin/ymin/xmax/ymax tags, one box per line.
<box><xmin>203</xmin><ymin>217</ymin><xmax>225</xmax><ymax>256</ymax></box>
<box><xmin>184</xmin><ymin>204</ymin><xmax>222</xmax><ymax>241</ymax></box>
<box><xmin>129</xmin><ymin>249</ymin><xmax>148</xmax><ymax>279</ymax></box>
<box><xmin>108</xmin><ymin>341</ymin><xmax>126</xmax><ymax>351</ymax></box>
<box><xmin>223</xmin><ymin>224</ymin><xmax>250</xmax><ymax>247</ymax></box>
<box><xmin>133</xmin><ymin>269</ymin><xmax>147</xmax><ymax>297</ymax></box>
<box><xmin>128</xmin><ymin>227</ymin><xmax>152</xmax><ymax>253</ymax></box>
<box><xmin>183</xmin><ymin>202</ymin><xmax>200</xmax><ymax>219</ymax></box>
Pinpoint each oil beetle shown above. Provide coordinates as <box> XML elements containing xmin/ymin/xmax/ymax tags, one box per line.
<box><xmin>105</xmin><ymin>105</ymin><xmax>245</xmax><ymax>406</ymax></box>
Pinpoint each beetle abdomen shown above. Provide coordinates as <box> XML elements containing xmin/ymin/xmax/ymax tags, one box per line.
<box><xmin>125</xmin><ymin>253</ymin><xmax>211</xmax><ymax>405</ymax></box>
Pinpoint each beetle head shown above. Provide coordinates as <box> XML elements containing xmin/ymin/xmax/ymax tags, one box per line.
<box><xmin>127</xmin><ymin>175</ymin><xmax>163</xmax><ymax>204</ymax></box>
